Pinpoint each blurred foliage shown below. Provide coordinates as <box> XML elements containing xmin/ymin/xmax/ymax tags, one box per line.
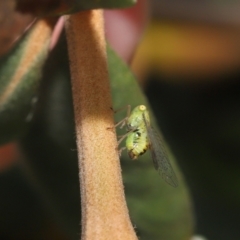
<box><xmin>0</xmin><ymin>0</ymin><xmax>34</xmax><ymax>56</ymax></box>
<box><xmin>0</xmin><ymin>6</ymin><xmax>236</xmax><ymax>240</ymax></box>
<box><xmin>132</xmin><ymin>21</ymin><xmax>240</xmax><ymax>83</ymax></box>
<box><xmin>108</xmin><ymin>46</ymin><xmax>194</xmax><ymax>239</ymax></box>
<box><xmin>145</xmin><ymin>73</ymin><xmax>240</xmax><ymax>240</ymax></box>
<box><xmin>16</xmin><ymin>0</ymin><xmax>136</xmax><ymax>15</ymax></box>
<box><xmin>132</xmin><ymin>19</ymin><xmax>240</xmax><ymax>240</ymax></box>
<box><xmin>0</xmin><ymin>166</ymin><xmax>69</xmax><ymax>240</ymax></box>
<box><xmin>0</xmin><ymin>28</ymin><xmax>194</xmax><ymax>240</ymax></box>
<box><xmin>20</xmin><ymin>34</ymin><xmax>80</xmax><ymax>240</ymax></box>
<box><xmin>2</xmin><ymin>9</ymin><xmax>240</xmax><ymax>240</ymax></box>
<box><xmin>0</xmin><ymin>20</ymin><xmax>50</xmax><ymax>144</ymax></box>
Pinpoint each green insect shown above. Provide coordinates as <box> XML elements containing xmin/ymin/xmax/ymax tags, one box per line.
<box><xmin>117</xmin><ymin>105</ymin><xmax>178</xmax><ymax>188</ymax></box>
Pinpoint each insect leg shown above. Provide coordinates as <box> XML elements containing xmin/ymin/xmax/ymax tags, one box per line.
<box><xmin>112</xmin><ymin>104</ymin><xmax>131</xmax><ymax>114</ymax></box>
<box><xmin>118</xmin><ymin>146</ymin><xmax>126</xmax><ymax>156</ymax></box>
<box><xmin>112</xmin><ymin>105</ymin><xmax>132</xmax><ymax>128</ymax></box>
<box><xmin>114</xmin><ymin>117</ymin><xmax>128</xmax><ymax>128</ymax></box>
<box><xmin>117</xmin><ymin>132</ymin><xmax>130</xmax><ymax>146</ymax></box>
<box><xmin>108</xmin><ymin>105</ymin><xmax>129</xmax><ymax>130</ymax></box>
<box><xmin>117</xmin><ymin>127</ymin><xmax>137</xmax><ymax>145</ymax></box>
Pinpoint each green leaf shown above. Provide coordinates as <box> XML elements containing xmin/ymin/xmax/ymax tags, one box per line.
<box><xmin>108</xmin><ymin>45</ymin><xmax>194</xmax><ymax>240</ymax></box>
<box><xmin>19</xmin><ymin>37</ymin><xmax>193</xmax><ymax>239</ymax></box>
<box><xmin>20</xmin><ymin>35</ymin><xmax>80</xmax><ymax>239</ymax></box>
<box><xmin>0</xmin><ymin>22</ymin><xmax>50</xmax><ymax>144</ymax></box>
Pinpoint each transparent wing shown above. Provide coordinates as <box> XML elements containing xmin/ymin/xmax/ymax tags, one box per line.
<box><xmin>143</xmin><ymin>113</ymin><xmax>178</xmax><ymax>187</ymax></box>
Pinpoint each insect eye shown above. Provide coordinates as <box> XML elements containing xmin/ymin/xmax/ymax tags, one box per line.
<box><xmin>139</xmin><ymin>105</ymin><xmax>146</xmax><ymax>111</ymax></box>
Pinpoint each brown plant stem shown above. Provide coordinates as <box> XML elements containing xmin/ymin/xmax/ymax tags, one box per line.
<box><xmin>65</xmin><ymin>10</ymin><xmax>137</xmax><ymax>240</ymax></box>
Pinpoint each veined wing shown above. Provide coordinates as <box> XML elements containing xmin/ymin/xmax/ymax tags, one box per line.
<box><xmin>143</xmin><ymin>113</ymin><xmax>178</xmax><ymax>187</ymax></box>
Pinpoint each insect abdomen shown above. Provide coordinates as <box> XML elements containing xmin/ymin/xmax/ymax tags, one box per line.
<box><xmin>128</xmin><ymin>145</ymin><xmax>148</xmax><ymax>159</ymax></box>
<box><xmin>126</xmin><ymin>130</ymin><xmax>149</xmax><ymax>160</ymax></box>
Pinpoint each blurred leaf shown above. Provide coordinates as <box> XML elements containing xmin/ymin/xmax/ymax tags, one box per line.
<box><xmin>0</xmin><ymin>0</ymin><xmax>34</xmax><ymax>56</ymax></box>
<box><xmin>19</xmin><ymin>35</ymin><xmax>193</xmax><ymax>239</ymax></box>
<box><xmin>20</xmin><ymin>34</ymin><xmax>80</xmax><ymax>240</ymax></box>
<box><xmin>59</xmin><ymin>0</ymin><xmax>136</xmax><ymax>13</ymax></box>
<box><xmin>132</xmin><ymin>21</ymin><xmax>240</xmax><ymax>82</ymax></box>
<box><xmin>108</xmin><ymin>45</ymin><xmax>194</xmax><ymax>240</ymax></box>
<box><xmin>16</xmin><ymin>0</ymin><xmax>61</xmax><ymax>15</ymax></box>
<box><xmin>0</xmin><ymin>20</ymin><xmax>52</xmax><ymax>144</ymax></box>
<box><xmin>16</xmin><ymin>0</ymin><xmax>136</xmax><ymax>15</ymax></box>
<box><xmin>0</xmin><ymin>166</ymin><xmax>69</xmax><ymax>240</ymax></box>
<box><xmin>145</xmin><ymin>76</ymin><xmax>240</xmax><ymax>240</ymax></box>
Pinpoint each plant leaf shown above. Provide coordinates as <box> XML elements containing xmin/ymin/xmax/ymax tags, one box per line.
<box><xmin>16</xmin><ymin>0</ymin><xmax>136</xmax><ymax>16</ymax></box>
<box><xmin>108</xmin><ymin>45</ymin><xmax>194</xmax><ymax>240</ymax></box>
<box><xmin>0</xmin><ymin>20</ymin><xmax>52</xmax><ymax>144</ymax></box>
